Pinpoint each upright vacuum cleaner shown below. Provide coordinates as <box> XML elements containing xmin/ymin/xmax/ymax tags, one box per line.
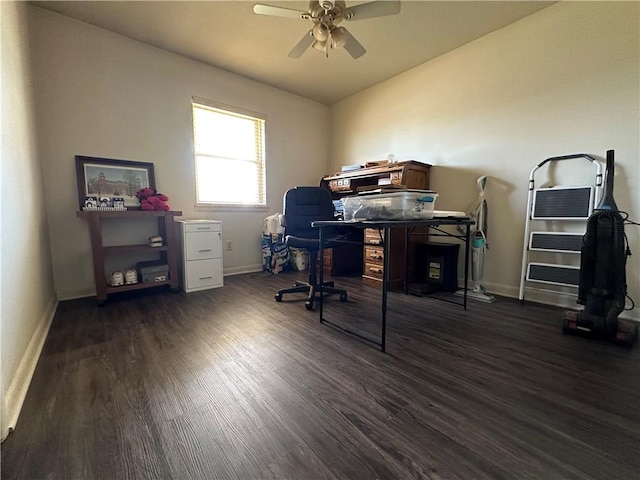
<box><xmin>457</xmin><ymin>176</ymin><xmax>496</xmax><ymax>303</ymax></box>
<box><xmin>563</xmin><ymin>150</ymin><xmax>637</xmax><ymax>346</ymax></box>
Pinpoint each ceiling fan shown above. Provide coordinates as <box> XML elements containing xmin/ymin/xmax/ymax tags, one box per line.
<box><xmin>253</xmin><ymin>0</ymin><xmax>401</xmax><ymax>59</ymax></box>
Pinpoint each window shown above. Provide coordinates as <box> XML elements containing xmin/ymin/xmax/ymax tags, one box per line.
<box><xmin>192</xmin><ymin>97</ymin><xmax>266</xmax><ymax>207</ymax></box>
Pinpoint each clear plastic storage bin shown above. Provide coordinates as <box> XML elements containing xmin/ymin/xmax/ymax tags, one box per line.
<box><xmin>342</xmin><ymin>190</ymin><xmax>438</xmax><ymax>221</ymax></box>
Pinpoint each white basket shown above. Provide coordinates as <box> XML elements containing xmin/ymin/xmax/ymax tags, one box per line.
<box><xmin>342</xmin><ymin>190</ymin><xmax>438</xmax><ymax>221</ymax></box>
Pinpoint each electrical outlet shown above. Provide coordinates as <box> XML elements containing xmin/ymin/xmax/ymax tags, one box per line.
<box><xmin>225</xmin><ymin>240</ymin><xmax>233</xmax><ymax>251</ymax></box>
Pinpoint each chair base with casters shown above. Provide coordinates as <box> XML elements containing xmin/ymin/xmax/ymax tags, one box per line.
<box><xmin>274</xmin><ymin>248</ymin><xmax>347</xmax><ymax>310</ymax></box>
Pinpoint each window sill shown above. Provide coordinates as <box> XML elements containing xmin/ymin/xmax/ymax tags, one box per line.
<box><xmin>195</xmin><ymin>203</ymin><xmax>269</xmax><ymax>213</ymax></box>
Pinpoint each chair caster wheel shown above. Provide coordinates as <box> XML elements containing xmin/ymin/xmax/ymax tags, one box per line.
<box><xmin>305</xmin><ymin>301</ymin><xmax>314</xmax><ymax>311</ymax></box>
<box><xmin>340</xmin><ymin>293</ymin><xmax>348</xmax><ymax>302</ymax></box>
<box><xmin>275</xmin><ymin>293</ymin><xmax>282</xmax><ymax>302</ymax></box>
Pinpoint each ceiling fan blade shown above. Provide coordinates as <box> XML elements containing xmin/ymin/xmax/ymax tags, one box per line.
<box><xmin>253</xmin><ymin>3</ymin><xmax>307</xmax><ymax>18</ymax></box>
<box><xmin>288</xmin><ymin>30</ymin><xmax>314</xmax><ymax>58</ymax></box>
<box><xmin>344</xmin><ymin>0</ymin><xmax>401</xmax><ymax>21</ymax></box>
<box><xmin>341</xmin><ymin>28</ymin><xmax>366</xmax><ymax>59</ymax></box>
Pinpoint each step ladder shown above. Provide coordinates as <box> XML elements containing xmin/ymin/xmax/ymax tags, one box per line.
<box><xmin>519</xmin><ymin>154</ymin><xmax>603</xmax><ymax>301</ymax></box>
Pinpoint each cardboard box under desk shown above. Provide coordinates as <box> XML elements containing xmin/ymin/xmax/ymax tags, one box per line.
<box><xmin>137</xmin><ymin>260</ymin><xmax>169</xmax><ymax>283</ymax></box>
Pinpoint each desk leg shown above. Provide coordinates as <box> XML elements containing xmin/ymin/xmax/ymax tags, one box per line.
<box><xmin>317</xmin><ymin>225</ymin><xmax>386</xmax><ymax>352</ymax></box>
<box><xmin>404</xmin><ymin>226</ymin><xmax>409</xmax><ymax>295</ymax></box>
<box><xmin>318</xmin><ymin>226</ymin><xmax>325</xmax><ymax>322</ymax></box>
<box><xmin>381</xmin><ymin>227</ymin><xmax>390</xmax><ymax>352</ymax></box>
<box><xmin>463</xmin><ymin>223</ymin><xmax>470</xmax><ymax>310</ymax></box>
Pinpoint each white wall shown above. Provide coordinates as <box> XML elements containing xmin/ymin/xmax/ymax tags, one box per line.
<box><xmin>330</xmin><ymin>2</ymin><xmax>639</xmax><ymax>319</ymax></box>
<box><xmin>29</xmin><ymin>6</ymin><xmax>330</xmax><ymax>300</ymax></box>
<box><xmin>1</xmin><ymin>1</ymin><xmax>58</xmax><ymax>440</ymax></box>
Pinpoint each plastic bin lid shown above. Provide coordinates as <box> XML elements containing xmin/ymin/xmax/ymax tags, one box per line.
<box><xmin>357</xmin><ymin>189</ymin><xmax>436</xmax><ymax>196</ymax></box>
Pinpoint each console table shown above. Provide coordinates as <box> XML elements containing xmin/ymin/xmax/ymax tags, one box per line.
<box><xmin>77</xmin><ymin>210</ymin><xmax>182</xmax><ymax>305</ymax></box>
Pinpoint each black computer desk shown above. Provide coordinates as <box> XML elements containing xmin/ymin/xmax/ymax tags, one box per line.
<box><xmin>312</xmin><ymin>217</ymin><xmax>475</xmax><ymax>352</ymax></box>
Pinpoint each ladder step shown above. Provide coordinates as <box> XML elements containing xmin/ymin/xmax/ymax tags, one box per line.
<box><xmin>532</xmin><ymin>186</ymin><xmax>593</xmax><ymax>219</ymax></box>
<box><xmin>530</xmin><ymin>232</ymin><xmax>584</xmax><ymax>252</ymax></box>
<box><xmin>526</xmin><ymin>262</ymin><xmax>580</xmax><ymax>287</ymax></box>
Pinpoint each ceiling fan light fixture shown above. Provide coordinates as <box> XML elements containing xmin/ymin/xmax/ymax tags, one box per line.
<box><xmin>312</xmin><ymin>22</ymin><xmax>329</xmax><ymax>41</ymax></box>
<box><xmin>312</xmin><ymin>39</ymin><xmax>327</xmax><ymax>53</ymax></box>
<box><xmin>331</xmin><ymin>26</ymin><xmax>346</xmax><ymax>48</ymax></box>
<box><xmin>319</xmin><ymin>0</ymin><xmax>335</xmax><ymax>11</ymax></box>
<box><xmin>254</xmin><ymin>0</ymin><xmax>400</xmax><ymax>59</ymax></box>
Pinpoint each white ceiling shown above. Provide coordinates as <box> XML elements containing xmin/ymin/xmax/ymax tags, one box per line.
<box><xmin>31</xmin><ymin>1</ymin><xmax>555</xmax><ymax>105</ymax></box>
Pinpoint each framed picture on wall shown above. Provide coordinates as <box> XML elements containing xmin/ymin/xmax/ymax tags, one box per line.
<box><xmin>75</xmin><ymin>156</ymin><xmax>156</xmax><ymax>210</ymax></box>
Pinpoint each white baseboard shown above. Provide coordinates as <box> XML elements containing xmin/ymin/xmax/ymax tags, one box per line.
<box><xmin>223</xmin><ymin>264</ymin><xmax>263</xmax><ymax>276</ymax></box>
<box><xmin>56</xmin><ymin>286</ymin><xmax>96</xmax><ymax>302</ymax></box>
<box><xmin>465</xmin><ymin>280</ymin><xmax>640</xmax><ymax>322</ymax></box>
<box><xmin>1</xmin><ymin>295</ymin><xmax>58</xmax><ymax>442</ymax></box>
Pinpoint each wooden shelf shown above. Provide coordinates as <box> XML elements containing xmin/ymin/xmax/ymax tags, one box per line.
<box><xmin>104</xmin><ymin>280</ymin><xmax>172</xmax><ymax>295</ymax></box>
<box><xmin>102</xmin><ymin>244</ymin><xmax>168</xmax><ymax>255</ymax></box>
<box><xmin>78</xmin><ymin>210</ymin><xmax>183</xmax><ymax>305</ymax></box>
<box><xmin>77</xmin><ymin>210</ymin><xmax>182</xmax><ymax>218</ymax></box>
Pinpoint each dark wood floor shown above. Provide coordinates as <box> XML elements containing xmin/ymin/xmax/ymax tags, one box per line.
<box><xmin>2</xmin><ymin>271</ymin><xmax>639</xmax><ymax>479</ymax></box>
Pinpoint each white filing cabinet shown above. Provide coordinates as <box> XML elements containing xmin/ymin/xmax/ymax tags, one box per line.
<box><xmin>177</xmin><ymin>220</ymin><xmax>223</xmax><ymax>293</ymax></box>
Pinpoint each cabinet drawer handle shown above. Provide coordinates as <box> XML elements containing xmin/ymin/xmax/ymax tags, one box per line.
<box><xmin>198</xmin><ymin>249</ymin><xmax>212</xmax><ymax>252</ymax></box>
<box><xmin>369</xmin><ymin>267</ymin><xmax>383</xmax><ymax>274</ymax></box>
<box><xmin>369</xmin><ymin>254</ymin><xmax>383</xmax><ymax>260</ymax></box>
<box><xmin>199</xmin><ymin>276</ymin><xmax>213</xmax><ymax>280</ymax></box>
<box><xmin>196</xmin><ymin>227</ymin><xmax>211</xmax><ymax>230</ymax></box>
<box><xmin>368</xmin><ymin>240</ymin><xmax>381</xmax><ymax>245</ymax></box>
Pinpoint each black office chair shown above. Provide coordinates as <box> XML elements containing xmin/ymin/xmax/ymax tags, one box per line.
<box><xmin>274</xmin><ymin>186</ymin><xmax>348</xmax><ymax>310</ymax></box>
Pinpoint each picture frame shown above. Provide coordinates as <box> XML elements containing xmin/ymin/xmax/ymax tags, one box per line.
<box><xmin>75</xmin><ymin>156</ymin><xmax>156</xmax><ymax>210</ymax></box>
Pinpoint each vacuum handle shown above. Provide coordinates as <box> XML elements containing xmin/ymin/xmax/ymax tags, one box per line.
<box><xmin>596</xmin><ymin>149</ymin><xmax>618</xmax><ymax>211</ymax></box>
<box><xmin>606</xmin><ymin>149</ymin><xmax>615</xmax><ymax>192</ymax></box>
